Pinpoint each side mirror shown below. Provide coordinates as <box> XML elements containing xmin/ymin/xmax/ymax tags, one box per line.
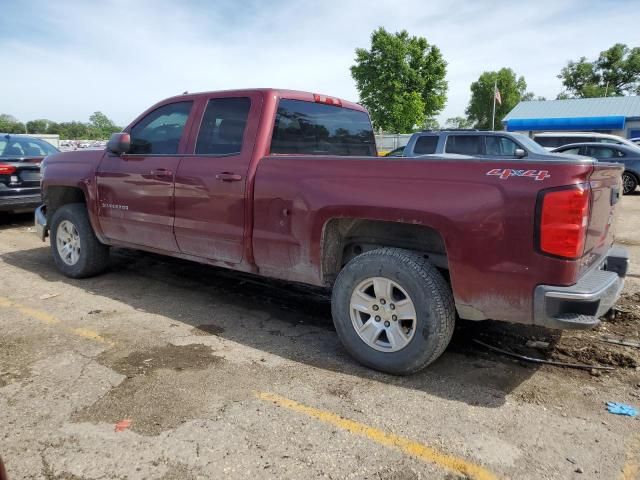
<box><xmin>107</xmin><ymin>133</ymin><xmax>131</xmax><ymax>155</ymax></box>
<box><xmin>514</xmin><ymin>148</ymin><xmax>526</xmax><ymax>158</ymax></box>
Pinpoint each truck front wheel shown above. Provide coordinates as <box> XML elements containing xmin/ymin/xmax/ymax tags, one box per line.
<box><xmin>50</xmin><ymin>203</ymin><xmax>110</xmax><ymax>278</ymax></box>
<box><xmin>331</xmin><ymin>248</ymin><xmax>455</xmax><ymax>375</ymax></box>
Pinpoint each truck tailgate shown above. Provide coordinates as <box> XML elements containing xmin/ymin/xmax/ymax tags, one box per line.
<box><xmin>582</xmin><ymin>162</ymin><xmax>624</xmax><ymax>272</ymax></box>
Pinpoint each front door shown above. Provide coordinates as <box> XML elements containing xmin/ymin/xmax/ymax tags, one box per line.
<box><xmin>173</xmin><ymin>94</ymin><xmax>260</xmax><ymax>263</ymax></box>
<box><xmin>96</xmin><ymin>101</ymin><xmax>193</xmax><ymax>251</ymax></box>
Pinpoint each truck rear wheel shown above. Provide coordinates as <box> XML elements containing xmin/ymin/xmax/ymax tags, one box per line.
<box><xmin>331</xmin><ymin>248</ymin><xmax>455</xmax><ymax>375</ymax></box>
<box><xmin>50</xmin><ymin>203</ymin><xmax>109</xmax><ymax>278</ymax></box>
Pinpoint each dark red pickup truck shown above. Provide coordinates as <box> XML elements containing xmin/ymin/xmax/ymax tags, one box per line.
<box><xmin>35</xmin><ymin>88</ymin><xmax>628</xmax><ymax>374</ymax></box>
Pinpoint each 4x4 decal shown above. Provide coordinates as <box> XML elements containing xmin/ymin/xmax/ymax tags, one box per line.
<box><xmin>486</xmin><ymin>168</ymin><xmax>550</xmax><ymax>181</ymax></box>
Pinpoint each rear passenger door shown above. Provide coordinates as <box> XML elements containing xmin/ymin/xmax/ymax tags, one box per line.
<box><xmin>173</xmin><ymin>93</ymin><xmax>261</xmax><ymax>263</ymax></box>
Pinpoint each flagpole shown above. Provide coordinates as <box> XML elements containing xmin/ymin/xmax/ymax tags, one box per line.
<box><xmin>491</xmin><ymin>79</ymin><xmax>497</xmax><ymax>131</ymax></box>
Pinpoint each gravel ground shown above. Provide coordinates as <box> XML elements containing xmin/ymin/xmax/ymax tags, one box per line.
<box><xmin>0</xmin><ymin>195</ymin><xmax>639</xmax><ymax>480</ymax></box>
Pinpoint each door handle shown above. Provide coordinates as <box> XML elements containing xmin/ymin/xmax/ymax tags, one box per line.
<box><xmin>150</xmin><ymin>168</ymin><xmax>173</xmax><ymax>178</ymax></box>
<box><xmin>216</xmin><ymin>172</ymin><xmax>242</xmax><ymax>182</ymax></box>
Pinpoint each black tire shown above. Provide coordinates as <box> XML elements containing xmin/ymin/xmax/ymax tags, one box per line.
<box><xmin>50</xmin><ymin>203</ymin><xmax>109</xmax><ymax>278</ymax></box>
<box><xmin>622</xmin><ymin>171</ymin><xmax>638</xmax><ymax>195</ymax></box>
<box><xmin>331</xmin><ymin>248</ymin><xmax>455</xmax><ymax>375</ymax></box>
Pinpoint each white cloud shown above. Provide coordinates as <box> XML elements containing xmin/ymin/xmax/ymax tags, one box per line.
<box><xmin>1</xmin><ymin>0</ymin><xmax>638</xmax><ymax>126</ymax></box>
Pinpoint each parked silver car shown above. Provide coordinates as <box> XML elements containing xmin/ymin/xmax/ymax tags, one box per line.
<box><xmin>552</xmin><ymin>142</ymin><xmax>640</xmax><ymax>194</ymax></box>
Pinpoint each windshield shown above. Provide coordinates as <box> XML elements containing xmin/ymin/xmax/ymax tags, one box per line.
<box><xmin>510</xmin><ymin>133</ymin><xmax>551</xmax><ymax>155</ymax></box>
<box><xmin>0</xmin><ymin>135</ymin><xmax>60</xmax><ymax>157</ymax></box>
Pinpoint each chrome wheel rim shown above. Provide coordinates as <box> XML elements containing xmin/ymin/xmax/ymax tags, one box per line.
<box><xmin>623</xmin><ymin>173</ymin><xmax>635</xmax><ymax>194</ymax></box>
<box><xmin>349</xmin><ymin>277</ymin><xmax>417</xmax><ymax>352</ymax></box>
<box><xmin>56</xmin><ymin>220</ymin><xmax>81</xmax><ymax>266</ymax></box>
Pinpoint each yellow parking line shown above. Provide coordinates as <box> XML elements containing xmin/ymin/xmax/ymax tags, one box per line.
<box><xmin>622</xmin><ymin>435</ymin><xmax>640</xmax><ymax>480</ymax></box>
<box><xmin>257</xmin><ymin>391</ymin><xmax>498</xmax><ymax>480</ymax></box>
<box><xmin>0</xmin><ymin>296</ymin><xmax>114</xmax><ymax>346</ymax></box>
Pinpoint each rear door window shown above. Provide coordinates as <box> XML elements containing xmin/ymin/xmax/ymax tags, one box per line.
<box><xmin>129</xmin><ymin>101</ymin><xmax>193</xmax><ymax>155</ymax></box>
<box><xmin>195</xmin><ymin>97</ymin><xmax>251</xmax><ymax>155</ymax></box>
<box><xmin>413</xmin><ymin>135</ymin><xmax>438</xmax><ymax>154</ymax></box>
<box><xmin>270</xmin><ymin>99</ymin><xmax>376</xmax><ymax>156</ymax></box>
<box><xmin>445</xmin><ymin>135</ymin><xmax>483</xmax><ymax>155</ymax></box>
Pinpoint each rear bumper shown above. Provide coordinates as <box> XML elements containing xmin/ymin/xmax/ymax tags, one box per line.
<box><xmin>533</xmin><ymin>245</ymin><xmax>628</xmax><ymax>329</ymax></box>
<box><xmin>0</xmin><ymin>194</ymin><xmax>41</xmax><ymax>212</ymax></box>
<box><xmin>34</xmin><ymin>205</ymin><xmax>48</xmax><ymax>241</ymax></box>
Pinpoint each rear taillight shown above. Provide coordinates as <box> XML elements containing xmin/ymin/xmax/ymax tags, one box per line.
<box><xmin>0</xmin><ymin>164</ymin><xmax>16</xmax><ymax>175</ymax></box>
<box><xmin>538</xmin><ymin>185</ymin><xmax>591</xmax><ymax>259</ymax></box>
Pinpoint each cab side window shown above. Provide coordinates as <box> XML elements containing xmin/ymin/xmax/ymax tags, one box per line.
<box><xmin>195</xmin><ymin>97</ymin><xmax>251</xmax><ymax>155</ymax></box>
<box><xmin>129</xmin><ymin>101</ymin><xmax>193</xmax><ymax>155</ymax></box>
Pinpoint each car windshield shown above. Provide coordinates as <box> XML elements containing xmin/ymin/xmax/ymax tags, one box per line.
<box><xmin>0</xmin><ymin>135</ymin><xmax>59</xmax><ymax>157</ymax></box>
<box><xmin>510</xmin><ymin>133</ymin><xmax>551</xmax><ymax>155</ymax></box>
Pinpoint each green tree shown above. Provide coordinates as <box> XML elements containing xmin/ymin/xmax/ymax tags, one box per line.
<box><xmin>558</xmin><ymin>43</ymin><xmax>640</xmax><ymax>98</ymax></box>
<box><xmin>57</xmin><ymin>121</ymin><xmax>90</xmax><ymax>140</ymax></box>
<box><xmin>445</xmin><ymin>116</ymin><xmax>475</xmax><ymax>129</ymax></box>
<box><xmin>26</xmin><ymin>119</ymin><xmax>57</xmax><ymax>134</ymax></box>
<box><xmin>465</xmin><ymin>68</ymin><xmax>530</xmax><ymax>130</ymax></box>
<box><xmin>351</xmin><ymin>27</ymin><xmax>447</xmax><ymax>133</ymax></box>
<box><xmin>89</xmin><ymin>111</ymin><xmax>120</xmax><ymax>138</ymax></box>
<box><xmin>0</xmin><ymin>114</ymin><xmax>26</xmax><ymax>134</ymax></box>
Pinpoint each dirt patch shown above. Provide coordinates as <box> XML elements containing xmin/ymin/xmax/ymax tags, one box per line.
<box><xmin>191</xmin><ymin>324</ymin><xmax>225</xmax><ymax>336</ymax></box>
<box><xmin>73</xmin><ymin>344</ymin><xmax>224</xmax><ymax>435</ymax></box>
<box><xmin>0</xmin><ymin>337</ymin><xmax>34</xmax><ymax>387</ymax></box>
<box><xmin>614</xmin><ymin>292</ymin><xmax>640</xmax><ymax>323</ymax></box>
<box><xmin>109</xmin><ymin>343</ymin><xmax>222</xmax><ymax>376</ymax></box>
<box><xmin>326</xmin><ymin>381</ymin><xmax>354</xmax><ymax>399</ymax></box>
<box><xmin>451</xmin><ymin>296</ymin><xmax>639</xmax><ymax>374</ymax></box>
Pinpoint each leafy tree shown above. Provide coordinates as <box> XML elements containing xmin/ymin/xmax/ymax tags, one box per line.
<box><xmin>26</xmin><ymin>119</ymin><xmax>57</xmax><ymax>134</ymax></box>
<box><xmin>558</xmin><ymin>43</ymin><xmax>640</xmax><ymax>98</ymax></box>
<box><xmin>0</xmin><ymin>114</ymin><xmax>26</xmax><ymax>134</ymax></box>
<box><xmin>465</xmin><ymin>68</ymin><xmax>531</xmax><ymax>130</ymax></box>
<box><xmin>423</xmin><ymin>117</ymin><xmax>440</xmax><ymax>130</ymax></box>
<box><xmin>445</xmin><ymin>116</ymin><xmax>475</xmax><ymax>129</ymax></box>
<box><xmin>351</xmin><ymin>27</ymin><xmax>447</xmax><ymax>133</ymax></box>
<box><xmin>89</xmin><ymin>111</ymin><xmax>120</xmax><ymax>138</ymax></box>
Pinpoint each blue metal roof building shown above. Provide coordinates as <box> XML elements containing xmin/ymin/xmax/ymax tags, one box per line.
<box><xmin>503</xmin><ymin>96</ymin><xmax>640</xmax><ymax>138</ymax></box>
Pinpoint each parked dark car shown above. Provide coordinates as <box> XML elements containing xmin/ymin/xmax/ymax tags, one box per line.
<box><xmin>0</xmin><ymin>134</ymin><xmax>58</xmax><ymax>213</ymax></box>
<box><xmin>402</xmin><ymin>130</ymin><xmax>585</xmax><ymax>161</ymax></box>
<box><xmin>552</xmin><ymin>142</ymin><xmax>640</xmax><ymax>194</ymax></box>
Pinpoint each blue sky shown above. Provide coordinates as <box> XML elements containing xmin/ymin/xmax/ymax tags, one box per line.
<box><xmin>1</xmin><ymin>0</ymin><xmax>638</xmax><ymax>126</ymax></box>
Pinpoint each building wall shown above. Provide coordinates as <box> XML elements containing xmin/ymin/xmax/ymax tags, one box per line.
<box><xmin>626</xmin><ymin>120</ymin><xmax>640</xmax><ymax>138</ymax></box>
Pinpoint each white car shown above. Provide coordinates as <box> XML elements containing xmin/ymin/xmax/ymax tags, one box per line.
<box><xmin>534</xmin><ymin>132</ymin><xmax>640</xmax><ymax>150</ymax></box>
<box><xmin>630</xmin><ymin>137</ymin><xmax>640</xmax><ymax>147</ymax></box>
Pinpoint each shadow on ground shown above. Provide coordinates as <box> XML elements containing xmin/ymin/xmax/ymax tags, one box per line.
<box><xmin>1</xmin><ymin>244</ymin><xmax>558</xmax><ymax>408</ymax></box>
<box><xmin>0</xmin><ymin>212</ymin><xmax>33</xmax><ymax>231</ymax></box>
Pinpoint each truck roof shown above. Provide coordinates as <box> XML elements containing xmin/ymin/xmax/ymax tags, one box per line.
<box><xmin>162</xmin><ymin>88</ymin><xmax>367</xmax><ymax>112</ymax></box>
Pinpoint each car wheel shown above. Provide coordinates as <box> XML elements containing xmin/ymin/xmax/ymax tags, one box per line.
<box><xmin>331</xmin><ymin>248</ymin><xmax>455</xmax><ymax>375</ymax></box>
<box><xmin>50</xmin><ymin>203</ymin><xmax>110</xmax><ymax>278</ymax></box>
<box><xmin>622</xmin><ymin>172</ymin><xmax>638</xmax><ymax>195</ymax></box>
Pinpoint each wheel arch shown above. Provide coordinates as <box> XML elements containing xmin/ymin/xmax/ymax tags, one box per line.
<box><xmin>320</xmin><ymin>217</ymin><xmax>450</xmax><ymax>286</ymax></box>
